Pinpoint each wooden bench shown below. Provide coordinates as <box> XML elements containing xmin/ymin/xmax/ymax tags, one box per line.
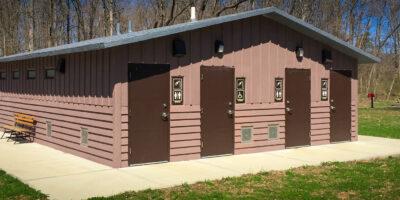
<box><xmin>1</xmin><ymin>114</ymin><xmax>36</xmax><ymax>143</ymax></box>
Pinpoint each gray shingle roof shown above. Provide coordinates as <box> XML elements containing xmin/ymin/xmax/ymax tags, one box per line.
<box><xmin>0</xmin><ymin>7</ymin><xmax>380</xmax><ymax>63</ymax></box>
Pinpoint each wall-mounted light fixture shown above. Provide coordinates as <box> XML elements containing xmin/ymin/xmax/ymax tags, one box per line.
<box><xmin>296</xmin><ymin>46</ymin><xmax>304</xmax><ymax>59</ymax></box>
<box><xmin>274</xmin><ymin>78</ymin><xmax>283</xmax><ymax>102</ymax></box>
<box><xmin>322</xmin><ymin>49</ymin><xmax>332</xmax><ymax>64</ymax></box>
<box><xmin>57</xmin><ymin>58</ymin><xmax>66</xmax><ymax>74</ymax></box>
<box><xmin>172</xmin><ymin>38</ymin><xmax>186</xmax><ymax>57</ymax></box>
<box><xmin>215</xmin><ymin>40</ymin><xmax>224</xmax><ymax>54</ymax></box>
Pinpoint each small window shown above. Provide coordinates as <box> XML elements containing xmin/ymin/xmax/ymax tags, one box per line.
<box><xmin>81</xmin><ymin>128</ymin><xmax>89</xmax><ymax>145</ymax></box>
<box><xmin>27</xmin><ymin>69</ymin><xmax>36</xmax><ymax>79</ymax></box>
<box><xmin>46</xmin><ymin>121</ymin><xmax>52</xmax><ymax>136</ymax></box>
<box><xmin>268</xmin><ymin>124</ymin><xmax>279</xmax><ymax>139</ymax></box>
<box><xmin>45</xmin><ymin>69</ymin><xmax>56</xmax><ymax>79</ymax></box>
<box><xmin>0</xmin><ymin>72</ymin><xmax>6</xmax><ymax>80</ymax></box>
<box><xmin>12</xmin><ymin>71</ymin><xmax>20</xmax><ymax>79</ymax></box>
<box><xmin>241</xmin><ymin>126</ymin><xmax>253</xmax><ymax>143</ymax></box>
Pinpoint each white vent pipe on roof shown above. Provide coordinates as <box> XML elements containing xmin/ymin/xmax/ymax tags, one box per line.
<box><xmin>191</xmin><ymin>7</ymin><xmax>196</xmax><ymax>22</ymax></box>
<box><xmin>116</xmin><ymin>23</ymin><xmax>121</xmax><ymax>35</ymax></box>
<box><xmin>128</xmin><ymin>21</ymin><xmax>132</xmax><ymax>33</ymax></box>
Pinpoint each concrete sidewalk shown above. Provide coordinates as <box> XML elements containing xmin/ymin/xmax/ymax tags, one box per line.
<box><xmin>0</xmin><ymin>135</ymin><xmax>399</xmax><ymax>200</ymax></box>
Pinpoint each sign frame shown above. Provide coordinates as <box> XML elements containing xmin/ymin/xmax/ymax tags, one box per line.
<box><xmin>236</xmin><ymin>77</ymin><xmax>246</xmax><ymax>104</ymax></box>
<box><xmin>321</xmin><ymin>78</ymin><xmax>328</xmax><ymax>101</ymax></box>
<box><xmin>172</xmin><ymin>76</ymin><xmax>184</xmax><ymax>105</ymax></box>
<box><xmin>274</xmin><ymin>78</ymin><xmax>283</xmax><ymax>102</ymax></box>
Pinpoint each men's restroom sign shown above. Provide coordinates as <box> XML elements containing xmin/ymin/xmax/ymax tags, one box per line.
<box><xmin>172</xmin><ymin>77</ymin><xmax>183</xmax><ymax>105</ymax></box>
<box><xmin>236</xmin><ymin>78</ymin><xmax>245</xmax><ymax>103</ymax></box>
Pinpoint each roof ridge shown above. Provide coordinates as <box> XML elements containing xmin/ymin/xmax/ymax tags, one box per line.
<box><xmin>0</xmin><ymin>7</ymin><xmax>379</xmax><ymax>63</ymax></box>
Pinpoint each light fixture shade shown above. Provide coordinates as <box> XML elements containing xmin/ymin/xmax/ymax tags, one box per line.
<box><xmin>173</xmin><ymin>38</ymin><xmax>186</xmax><ymax>57</ymax></box>
<box><xmin>215</xmin><ymin>40</ymin><xmax>224</xmax><ymax>54</ymax></box>
<box><xmin>322</xmin><ymin>49</ymin><xmax>332</xmax><ymax>64</ymax></box>
<box><xmin>296</xmin><ymin>46</ymin><xmax>304</xmax><ymax>58</ymax></box>
<box><xmin>57</xmin><ymin>58</ymin><xmax>66</xmax><ymax>74</ymax></box>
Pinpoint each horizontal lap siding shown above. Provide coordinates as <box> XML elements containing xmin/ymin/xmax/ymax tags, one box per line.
<box><xmin>310</xmin><ymin>101</ymin><xmax>331</xmax><ymax>145</ymax></box>
<box><xmin>121</xmin><ymin>106</ymin><xmax>129</xmax><ymax>166</ymax></box>
<box><xmin>127</xmin><ymin>16</ymin><xmax>359</xmax><ymax>162</ymax></box>
<box><xmin>234</xmin><ymin>103</ymin><xmax>285</xmax><ymax>154</ymax></box>
<box><xmin>0</xmin><ymin>95</ymin><xmax>114</xmax><ymax>166</ymax></box>
<box><xmin>351</xmin><ymin>101</ymin><xmax>358</xmax><ymax>141</ymax></box>
<box><xmin>169</xmin><ymin>106</ymin><xmax>201</xmax><ymax>161</ymax></box>
<box><xmin>0</xmin><ymin>49</ymin><xmax>116</xmax><ymax>167</ymax></box>
<box><xmin>0</xmin><ymin>15</ymin><xmax>360</xmax><ymax>168</ymax></box>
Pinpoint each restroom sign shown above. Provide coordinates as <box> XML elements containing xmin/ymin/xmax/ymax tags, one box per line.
<box><xmin>236</xmin><ymin>77</ymin><xmax>245</xmax><ymax>103</ymax></box>
<box><xmin>321</xmin><ymin>79</ymin><xmax>328</xmax><ymax>101</ymax></box>
<box><xmin>274</xmin><ymin>78</ymin><xmax>283</xmax><ymax>102</ymax></box>
<box><xmin>172</xmin><ymin>77</ymin><xmax>183</xmax><ymax>105</ymax></box>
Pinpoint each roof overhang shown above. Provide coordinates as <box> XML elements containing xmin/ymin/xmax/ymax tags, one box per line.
<box><xmin>0</xmin><ymin>7</ymin><xmax>380</xmax><ymax>64</ymax></box>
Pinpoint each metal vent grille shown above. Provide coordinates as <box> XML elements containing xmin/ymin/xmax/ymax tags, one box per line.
<box><xmin>81</xmin><ymin>128</ymin><xmax>89</xmax><ymax>145</ymax></box>
<box><xmin>46</xmin><ymin>121</ymin><xmax>52</xmax><ymax>136</ymax></box>
<box><xmin>268</xmin><ymin>125</ymin><xmax>278</xmax><ymax>139</ymax></box>
<box><xmin>241</xmin><ymin>126</ymin><xmax>253</xmax><ymax>143</ymax></box>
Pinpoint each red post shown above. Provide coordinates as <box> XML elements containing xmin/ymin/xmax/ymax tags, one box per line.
<box><xmin>368</xmin><ymin>93</ymin><xmax>375</xmax><ymax>108</ymax></box>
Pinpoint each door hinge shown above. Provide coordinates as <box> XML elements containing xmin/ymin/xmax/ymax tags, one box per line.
<box><xmin>129</xmin><ymin>147</ymin><xmax>132</xmax><ymax>155</ymax></box>
<box><xmin>201</xmin><ymin>141</ymin><xmax>204</xmax><ymax>148</ymax></box>
<box><xmin>201</xmin><ymin>73</ymin><xmax>204</xmax><ymax>80</ymax></box>
<box><xmin>200</xmin><ymin>107</ymin><xmax>204</xmax><ymax>114</ymax></box>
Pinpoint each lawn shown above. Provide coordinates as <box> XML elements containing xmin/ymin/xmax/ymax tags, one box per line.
<box><xmin>1</xmin><ymin>99</ymin><xmax>399</xmax><ymax>200</ymax></box>
<box><xmin>0</xmin><ymin>170</ymin><xmax>47</xmax><ymax>200</ymax></box>
<box><xmin>358</xmin><ymin>100</ymin><xmax>400</xmax><ymax>139</ymax></box>
<box><xmin>92</xmin><ymin>156</ymin><xmax>400</xmax><ymax>200</ymax></box>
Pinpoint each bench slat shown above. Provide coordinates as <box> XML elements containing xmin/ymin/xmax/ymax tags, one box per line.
<box><xmin>15</xmin><ymin>114</ymin><xmax>34</xmax><ymax>123</ymax></box>
<box><xmin>15</xmin><ymin>120</ymin><xmax>35</xmax><ymax>127</ymax></box>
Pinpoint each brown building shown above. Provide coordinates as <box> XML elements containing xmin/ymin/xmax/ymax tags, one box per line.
<box><xmin>0</xmin><ymin>7</ymin><xmax>379</xmax><ymax>168</ymax></box>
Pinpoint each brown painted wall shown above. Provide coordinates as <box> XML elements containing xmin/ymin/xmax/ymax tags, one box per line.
<box><xmin>0</xmin><ymin>15</ymin><xmax>358</xmax><ymax>168</ymax></box>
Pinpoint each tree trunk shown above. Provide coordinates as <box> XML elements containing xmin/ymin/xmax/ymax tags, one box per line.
<box><xmin>366</xmin><ymin>64</ymin><xmax>376</xmax><ymax>94</ymax></box>
<box><xmin>66</xmin><ymin>0</ymin><xmax>71</xmax><ymax>43</ymax></box>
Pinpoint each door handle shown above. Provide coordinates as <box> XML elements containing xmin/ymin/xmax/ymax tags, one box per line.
<box><xmin>161</xmin><ymin>112</ymin><xmax>169</xmax><ymax>121</ymax></box>
<box><xmin>227</xmin><ymin>109</ymin><xmax>234</xmax><ymax>117</ymax></box>
<box><xmin>286</xmin><ymin>107</ymin><xmax>292</xmax><ymax>113</ymax></box>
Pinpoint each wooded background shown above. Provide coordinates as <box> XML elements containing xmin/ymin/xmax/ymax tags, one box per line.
<box><xmin>0</xmin><ymin>0</ymin><xmax>399</xmax><ymax>100</ymax></box>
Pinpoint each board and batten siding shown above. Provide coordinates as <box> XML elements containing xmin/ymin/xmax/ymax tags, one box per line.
<box><xmin>0</xmin><ymin>15</ymin><xmax>358</xmax><ymax>168</ymax></box>
<box><xmin>117</xmin><ymin>16</ymin><xmax>358</xmax><ymax>165</ymax></box>
<box><xmin>0</xmin><ymin>49</ymin><xmax>125</xmax><ymax>167</ymax></box>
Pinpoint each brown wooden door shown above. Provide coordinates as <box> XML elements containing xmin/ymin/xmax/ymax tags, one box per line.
<box><xmin>128</xmin><ymin>63</ymin><xmax>170</xmax><ymax>165</ymax></box>
<box><xmin>330</xmin><ymin>70</ymin><xmax>352</xmax><ymax>142</ymax></box>
<box><xmin>285</xmin><ymin>69</ymin><xmax>311</xmax><ymax>147</ymax></box>
<box><xmin>200</xmin><ymin>66</ymin><xmax>234</xmax><ymax>157</ymax></box>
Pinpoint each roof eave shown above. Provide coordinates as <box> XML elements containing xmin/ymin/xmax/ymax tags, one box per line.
<box><xmin>0</xmin><ymin>7</ymin><xmax>380</xmax><ymax>64</ymax></box>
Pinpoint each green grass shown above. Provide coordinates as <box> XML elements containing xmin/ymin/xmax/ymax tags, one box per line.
<box><xmin>0</xmin><ymin>170</ymin><xmax>47</xmax><ymax>200</ymax></box>
<box><xmin>358</xmin><ymin>100</ymin><xmax>400</xmax><ymax>139</ymax></box>
<box><xmin>92</xmin><ymin>156</ymin><xmax>400</xmax><ymax>200</ymax></box>
<box><xmin>1</xmin><ymin>99</ymin><xmax>399</xmax><ymax>200</ymax></box>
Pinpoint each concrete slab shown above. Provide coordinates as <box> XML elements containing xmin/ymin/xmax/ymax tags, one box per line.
<box><xmin>0</xmin><ymin>134</ymin><xmax>399</xmax><ymax>200</ymax></box>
